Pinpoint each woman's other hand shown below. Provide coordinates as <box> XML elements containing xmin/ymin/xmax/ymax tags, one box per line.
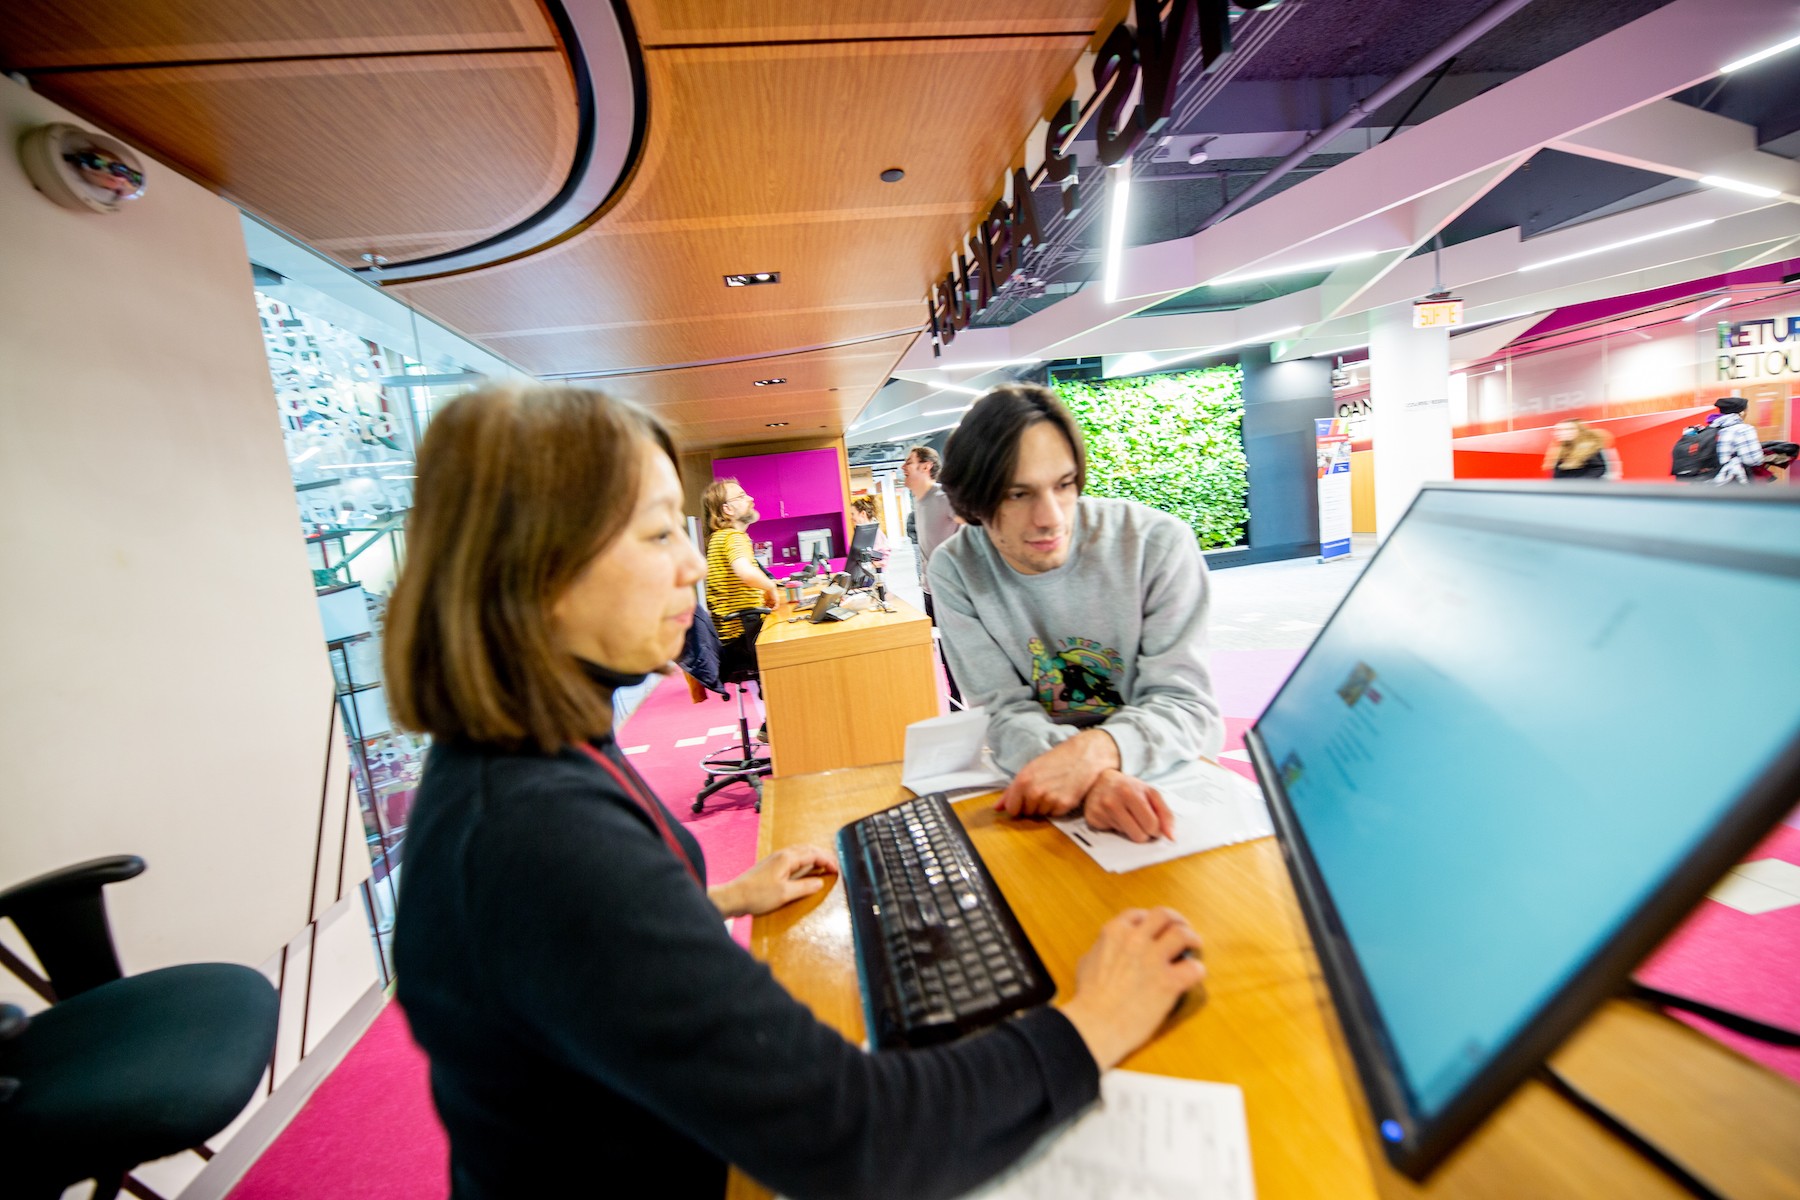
<box><xmin>710</xmin><ymin>845</ymin><xmax>838</xmax><ymax>918</ymax></box>
<box><xmin>1057</xmin><ymin>908</ymin><xmax>1205</xmax><ymax>1069</ymax></box>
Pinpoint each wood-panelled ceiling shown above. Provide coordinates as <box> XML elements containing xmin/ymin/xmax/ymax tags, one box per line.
<box><xmin>3</xmin><ymin>0</ymin><xmax>1119</xmax><ymax>449</ymax></box>
<box><xmin>0</xmin><ymin>0</ymin><xmax>573</xmax><ymax>266</ymax></box>
<box><xmin>31</xmin><ymin>55</ymin><xmax>576</xmax><ymax>263</ymax></box>
<box><xmin>394</xmin><ymin>21</ymin><xmax>1104</xmax><ymax>446</ymax></box>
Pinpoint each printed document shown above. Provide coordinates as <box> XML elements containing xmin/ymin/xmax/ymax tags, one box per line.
<box><xmin>968</xmin><ymin>1070</ymin><xmax>1255</xmax><ymax>1200</ymax></box>
<box><xmin>1052</xmin><ymin>760</ymin><xmax>1272</xmax><ymax>873</ymax></box>
<box><xmin>902</xmin><ymin>707</ymin><xmax>1010</xmax><ymax>796</ymax></box>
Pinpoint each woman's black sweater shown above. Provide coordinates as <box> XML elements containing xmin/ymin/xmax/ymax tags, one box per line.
<box><xmin>394</xmin><ymin>721</ymin><xmax>1098</xmax><ymax>1199</ymax></box>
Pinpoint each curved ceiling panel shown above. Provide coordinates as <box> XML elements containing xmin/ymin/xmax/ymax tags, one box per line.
<box><xmin>364</xmin><ymin>0</ymin><xmax>645</xmax><ymax>280</ymax></box>
<box><xmin>0</xmin><ymin>0</ymin><xmax>589</xmax><ymax>270</ymax></box>
<box><xmin>29</xmin><ymin>55</ymin><xmax>577</xmax><ymax>265</ymax></box>
<box><xmin>1</xmin><ymin>0</ymin><xmax>553</xmax><ymax>67</ymax></box>
<box><xmin>390</xmin><ymin>30</ymin><xmax>1098</xmax><ymax>433</ymax></box>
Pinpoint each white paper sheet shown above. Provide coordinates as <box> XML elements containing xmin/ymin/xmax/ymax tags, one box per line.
<box><xmin>967</xmin><ymin>1071</ymin><xmax>1256</xmax><ymax>1200</ymax></box>
<box><xmin>1051</xmin><ymin>760</ymin><xmax>1272</xmax><ymax>873</ymax></box>
<box><xmin>902</xmin><ymin>706</ymin><xmax>1011</xmax><ymax>796</ymax></box>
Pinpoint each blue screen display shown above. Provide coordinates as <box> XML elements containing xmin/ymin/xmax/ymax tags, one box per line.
<box><xmin>1254</xmin><ymin>487</ymin><xmax>1800</xmax><ymax>1118</ymax></box>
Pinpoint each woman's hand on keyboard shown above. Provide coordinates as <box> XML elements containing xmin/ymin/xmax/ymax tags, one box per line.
<box><xmin>1057</xmin><ymin>907</ymin><xmax>1206</xmax><ymax>1069</ymax></box>
<box><xmin>710</xmin><ymin>845</ymin><xmax>838</xmax><ymax>918</ymax></box>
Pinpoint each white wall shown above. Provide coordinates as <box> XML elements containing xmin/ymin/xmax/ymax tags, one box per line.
<box><xmin>2</xmin><ymin>73</ymin><xmax>384</xmax><ymax>1193</ymax></box>
<box><xmin>2</xmin><ymin>61</ymin><xmax>380</xmax><ymax>1017</ymax></box>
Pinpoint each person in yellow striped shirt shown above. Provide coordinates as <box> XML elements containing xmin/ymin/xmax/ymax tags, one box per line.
<box><xmin>702</xmin><ymin>478</ymin><xmax>777</xmax><ymax>645</ymax></box>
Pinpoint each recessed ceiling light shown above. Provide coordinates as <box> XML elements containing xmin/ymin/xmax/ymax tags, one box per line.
<box><xmin>880</xmin><ymin>168</ymin><xmax>905</xmax><ymax>183</ymax></box>
<box><xmin>766</xmin><ymin>421</ymin><xmax>788</xmax><ymax>427</ymax></box>
<box><xmin>724</xmin><ymin>272</ymin><xmax>781</xmax><ymax>287</ymax></box>
<box><xmin>753</xmin><ymin>377</ymin><xmax>787</xmax><ymax>387</ymax></box>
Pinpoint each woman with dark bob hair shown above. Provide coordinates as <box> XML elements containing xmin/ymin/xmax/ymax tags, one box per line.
<box><xmin>385</xmin><ymin>386</ymin><xmax>1204</xmax><ymax>1199</ymax></box>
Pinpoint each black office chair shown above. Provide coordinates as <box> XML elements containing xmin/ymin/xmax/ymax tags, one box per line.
<box><xmin>0</xmin><ymin>856</ymin><xmax>279</xmax><ymax>1200</ymax></box>
<box><xmin>695</xmin><ymin>605</ymin><xmax>773</xmax><ymax>814</ymax></box>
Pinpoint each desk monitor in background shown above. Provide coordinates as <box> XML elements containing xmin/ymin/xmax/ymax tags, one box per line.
<box><xmin>1245</xmin><ymin>482</ymin><xmax>1800</xmax><ymax>1181</ymax></box>
<box><xmin>848</xmin><ymin>520</ymin><xmax>880</xmax><ymax>587</ymax></box>
<box><xmin>798</xmin><ymin>528</ymin><xmax>834</xmax><ymax>564</ymax></box>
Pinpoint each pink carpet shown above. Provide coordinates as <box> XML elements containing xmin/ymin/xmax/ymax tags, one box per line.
<box><xmin>226</xmin><ymin>648</ymin><xmax>1799</xmax><ymax>1199</ymax></box>
<box><xmin>227</xmin><ymin>1005</ymin><xmax>447</xmax><ymax>1200</ymax></box>
<box><xmin>1636</xmin><ymin>822</ymin><xmax>1800</xmax><ymax>1083</ymax></box>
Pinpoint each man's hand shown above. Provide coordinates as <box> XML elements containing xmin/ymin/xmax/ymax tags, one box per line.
<box><xmin>1083</xmin><ymin>770</ymin><xmax>1175</xmax><ymax>843</ymax></box>
<box><xmin>710</xmin><ymin>845</ymin><xmax>837</xmax><ymax>918</ymax></box>
<box><xmin>998</xmin><ymin>729</ymin><xmax>1121</xmax><ymax>820</ymax></box>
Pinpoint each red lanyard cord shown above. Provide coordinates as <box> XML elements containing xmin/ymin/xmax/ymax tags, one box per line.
<box><xmin>576</xmin><ymin>743</ymin><xmax>701</xmax><ymax>887</ymax></box>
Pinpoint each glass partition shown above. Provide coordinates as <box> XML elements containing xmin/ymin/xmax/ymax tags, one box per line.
<box><xmin>243</xmin><ymin>214</ymin><xmax>530</xmax><ymax>979</ymax></box>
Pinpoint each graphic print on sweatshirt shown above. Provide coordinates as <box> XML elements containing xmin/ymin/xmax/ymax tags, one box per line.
<box><xmin>1028</xmin><ymin>636</ymin><xmax>1125</xmax><ymax>716</ymax></box>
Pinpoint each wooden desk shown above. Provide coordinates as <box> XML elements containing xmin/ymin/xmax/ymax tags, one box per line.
<box><xmin>754</xmin><ymin>597</ymin><xmax>939</xmax><ymax>778</ymax></box>
<box><xmin>728</xmin><ymin>763</ymin><xmax>1800</xmax><ymax>1200</ymax></box>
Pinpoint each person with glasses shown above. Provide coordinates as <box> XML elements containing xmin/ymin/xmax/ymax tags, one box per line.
<box><xmin>701</xmin><ymin>478</ymin><xmax>778</xmax><ymax>644</ymax></box>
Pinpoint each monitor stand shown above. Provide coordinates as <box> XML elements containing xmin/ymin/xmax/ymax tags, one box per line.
<box><xmin>1536</xmin><ymin>984</ymin><xmax>1799</xmax><ymax>1200</ymax></box>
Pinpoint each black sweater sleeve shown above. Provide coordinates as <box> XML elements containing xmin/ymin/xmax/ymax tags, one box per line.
<box><xmin>461</xmin><ymin>754</ymin><xmax>1098</xmax><ymax>1200</ymax></box>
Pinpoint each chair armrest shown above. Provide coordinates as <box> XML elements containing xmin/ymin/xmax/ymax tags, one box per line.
<box><xmin>0</xmin><ymin>856</ymin><xmax>144</xmax><ymax>1001</ymax></box>
<box><xmin>0</xmin><ymin>856</ymin><xmax>144</xmax><ymax>919</ymax></box>
<box><xmin>727</xmin><ymin>607</ymin><xmax>773</xmax><ymax>649</ymax></box>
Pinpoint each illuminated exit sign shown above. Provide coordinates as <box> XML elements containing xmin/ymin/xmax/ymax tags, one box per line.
<box><xmin>1413</xmin><ymin>296</ymin><xmax>1465</xmax><ymax>329</ymax></box>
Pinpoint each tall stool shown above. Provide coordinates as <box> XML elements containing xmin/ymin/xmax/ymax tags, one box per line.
<box><xmin>694</xmin><ymin>606</ymin><xmax>772</xmax><ymax>813</ymax></box>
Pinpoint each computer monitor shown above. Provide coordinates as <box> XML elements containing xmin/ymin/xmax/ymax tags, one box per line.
<box><xmin>1244</xmin><ymin>482</ymin><xmax>1800</xmax><ymax>1180</ymax></box>
<box><xmin>798</xmin><ymin>528</ymin><xmax>834</xmax><ymax>563</ymax></box>
<box><xmin>848</xmin><ymin>520</ymin><xmax>880</xmax><ymax>586</ymax></box>
<box><xmin>848</xmin><ymin>520</ymin><xmax>880</xmax><ymax>558</ymax></box>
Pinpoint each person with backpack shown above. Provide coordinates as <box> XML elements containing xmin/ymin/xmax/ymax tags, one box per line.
<box><xmin>1671</xmin><ymin>396</ymin><xmax>1764</xmax><ymax>483</ymax></box>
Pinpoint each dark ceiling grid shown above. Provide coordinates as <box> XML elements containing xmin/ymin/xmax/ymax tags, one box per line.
<box><xmin>970</xmin><ymin>0</ymin><xmax>1708</xmax><ymax>336</ymax></box>
<box><xmin>976</xmin><ymin>0</ymin><xmax>1300</xmax><ymax>328</ymax></box>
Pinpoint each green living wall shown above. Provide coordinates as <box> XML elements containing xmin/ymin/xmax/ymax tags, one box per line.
<box><xmin>1052</xmin><ymin>363</ymin><xmax>1248</xmax><ymax>549</ymax></box>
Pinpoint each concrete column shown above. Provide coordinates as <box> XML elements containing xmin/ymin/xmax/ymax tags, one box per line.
<box><xmin>1239</xmin><ymin>346</ymin><xmax>1335</xmax><ymax>564</ymax></box>
<box><xmin>1369</xmin><ymin>308</ymin><xmax>1453</xmax><ymax>539</ymax></box>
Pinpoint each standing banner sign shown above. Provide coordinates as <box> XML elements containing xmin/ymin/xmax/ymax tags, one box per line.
<box><xmin>1315</xmin><ymin>418</ymin><xmax>1352</xmax><ymax>561</ymax></box>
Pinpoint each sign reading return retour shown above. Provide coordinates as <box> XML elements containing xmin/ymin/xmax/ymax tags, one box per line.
<box><xmin>1717</xmin><ymin>314</ymin><xmax>1800</xmax><ymax>382</ymax></box>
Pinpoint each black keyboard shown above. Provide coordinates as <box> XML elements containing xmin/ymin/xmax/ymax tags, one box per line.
<box><xmin>838</xmin><ymin>793</ymin><xmax>1056</xmax><ymax>1049</ymax></box>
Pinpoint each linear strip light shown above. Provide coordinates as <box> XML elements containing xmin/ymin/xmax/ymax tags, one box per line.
<box><xmin>934</xmin><ymin>358</ymin><xmax>1042</xmax><ymax>372</ymax></box>
<box><xmin>1103</xmin><ymin>164</ymin><xmax>1132</xmax><ymax>303</ymax></box>
<box><xmin>922</xmin><ymin>407</ymin><xmax>971</xmax><ymax>417</ymax></box>
<box><xmin>314</xmin><ymin>459</ymin><xmax>415</xmax><ymax>469</ymax></box>
<box><xmin>1518</xmin><ymin>219</ymin><xmax>1714</xmax><ymax>273</ymax></box>
<box><xmin>935</xmin><ymin>382</ymin><xmax>988</xmax><ymax>396</ymax></box>
<box><xmin>1209</xmin><ymin>249</ymin><xmax>1385</xmax><ymax>287</ymax></box>
<box><xmin>1130</xmin><ymin>326</ymin><xmax>1305</xmax><ymax>375</ymax></box>
<box><xmin>1722</xmin><ymin>32</ymin><xmax>1800</xmax><ymax>73</ymax></box>
<box><xmin>1682</xmin><ymin>295</ymin><xmax>1731</xmax><ymax>322</ymax></box>
<box><xmin>1698</xmin><ymin>175</ymin><xmax>1782</xmax><ymax>199</ymax></box>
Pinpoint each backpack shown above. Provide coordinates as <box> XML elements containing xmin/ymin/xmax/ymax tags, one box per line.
<box><xmin>1670</xmin><ymin>423</ymin><xmax>1722</xmax><ymax>479</ymax></box>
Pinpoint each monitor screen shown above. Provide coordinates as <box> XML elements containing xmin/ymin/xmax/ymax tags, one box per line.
<box><xmin>849</xmin><ymin>520</ymin><xmax>880</xmax><ymax>555</ymax></box>
<box><xmin>1245</xmin><ymin>483</ymin><xmax>1800</xmax><ymax>1178</ymax></box>
<box><xmin>798</xmin><ymin>528</ymin><xmax>834</xmax><ymax>561</ymax></box>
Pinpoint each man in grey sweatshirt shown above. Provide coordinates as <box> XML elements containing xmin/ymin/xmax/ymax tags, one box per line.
<box><xmin>930</xmin><ymin>385</ymin><xmax>1222</xmax><ymax>843</ymax></box>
